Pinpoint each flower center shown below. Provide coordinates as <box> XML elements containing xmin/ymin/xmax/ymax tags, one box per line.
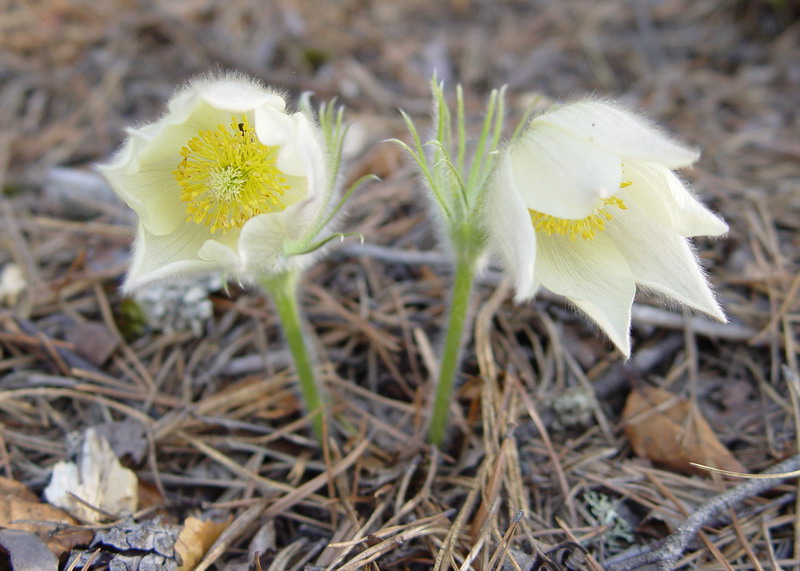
<box><xmin>173</xmin><ymin>115</ymin><xmax>290</xmax><ymax>233</ymax></box>
<box><xmin>529</xmin><ymin>192</ymin><xmax>629</xmax><ymax>241</ymax></box>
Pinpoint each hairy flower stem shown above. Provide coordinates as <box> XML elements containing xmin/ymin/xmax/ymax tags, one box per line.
<box><xmin>429</xmin><ymin>224</ymin><xmax>482</xmax><ymax>446</ymax></box>
<box><xmin>259</xmin><ymin>271</ymin><xmax>324</xmax><ymax>441</ymax></box>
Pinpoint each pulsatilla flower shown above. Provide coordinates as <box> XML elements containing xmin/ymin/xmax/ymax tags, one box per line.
<box><xmin>99</xmin><ymin>74</ymin><xmax>329</xmax><ymax>291</ymax></box>
<box><xmin>488</xmin><ymin>100</ymin><xmax>728</xmax><ymax>356</ymax></box>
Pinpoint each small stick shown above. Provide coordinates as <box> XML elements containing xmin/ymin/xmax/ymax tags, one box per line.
<box><xmin>607</xmin><ymin>452</ymin><xmax>800</xmax><ymax>570</ymax></box>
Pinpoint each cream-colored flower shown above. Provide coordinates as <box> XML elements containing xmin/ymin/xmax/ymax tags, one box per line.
<box><xmin>487</xmin><ymin>100</ymin><xmax>728</xmax><ymax>356</ymax></box>
<box><xmin>99</xmin><ymin>74</ymin><xmax>328</xmax><ymax>291</ymax></box>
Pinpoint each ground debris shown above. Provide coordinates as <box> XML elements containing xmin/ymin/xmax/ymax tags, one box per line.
<box><xmin>66</xmin><ymin>321</ymin><xmax>120</xmax><ymax>366</ymax></box>
<box><xmin>174</xmin><ymin>515</ymin><xmax>232</xmax><ymax>570</ymax></box>
<box><xmin>0</xmin><ymin>476</ymin><xmax>92</xmax><ymax>558</ymax></box>
<box><xmin>0</xmin><ymin>528</ymin><xmax>59</xmax><ymax>571</ymax></box>
<box><xmin>66</xmin><ymin>517</ymin><xmax>181</xmax><ymax>571</ymax></box>
<box><xmin>44</xmin><ymin>427</ymin><xmax>138</xmax><ymax>523</ymax></box>
<box><xmin>66</xmin><ymin>550</ymin><xmax>178</xmax><ymax>571</ymax></box>
<box><xmin>528</xmin><ymin>541</ymin><xmax>589</xmax><ymax>571</ymax></box>
<box><xmin>622</xmin><ymin>385</ymin><xmax>746</xmax><ymax>476</ymax></box>
<box><xmin>92</xmin><ymin>419</ymin><xmax>150</xmax><ymax>466</ymax></box>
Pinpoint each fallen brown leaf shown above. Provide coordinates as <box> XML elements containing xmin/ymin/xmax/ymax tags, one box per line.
<box><xmin>137</xmin><ymin>480</ymin><xmax>173</xmax><ymax>521</ymax></box>
<box><xmin>175</xmin><ymin>515</ymin><xmax>232</xmax><ymax>570</ymax></box>
<box><xmin>0</xmin><ymin>478</ymin><xmax>93</xmax><ymax>557</ymax></box>
<box><xmin>66</xmin><ymin>321</ymin><xmax>119</xmax><ymax>365</ymax></box>
<box><xmin>0</xmin><ymin>475</ymin><xmax>39</xmax><ymax>502</ymax></box>
<box><xmin>622</xmin><ymin>385</ymin><xmax>747</xmax><ymax>476</ymax></box>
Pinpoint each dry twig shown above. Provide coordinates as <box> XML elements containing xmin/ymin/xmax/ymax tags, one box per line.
<box><xmin>607</xmin><ymin>453</ymin><xmax>800</xmax><ymax>571</ymax></box>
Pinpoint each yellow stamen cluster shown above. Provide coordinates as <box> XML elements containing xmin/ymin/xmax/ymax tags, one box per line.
<box><xmin>174</xmin><ymin>115</ymin><xmax>289</xmax><ymax>233</ymax></box>
<box><xmin>530</xmin><ymin>194</ymin><xmax>628</xmax><ymax>241</ymax></box>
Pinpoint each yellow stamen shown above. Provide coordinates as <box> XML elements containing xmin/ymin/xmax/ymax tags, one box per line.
<box><xmin>529</xmin><ymin>195</ymin><xmax>628</xmax><ymax>241</ymax></box>
<box><xmin>173</xmin><ymin>115</ymin><xmax>290</xmax><ymax>233</ymax></box>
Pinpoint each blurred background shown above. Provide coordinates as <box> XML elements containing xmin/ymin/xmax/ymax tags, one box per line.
<box><xmin>3</xmin><ymin>0</ymin><xmax>798</xmax><ymax>178</ymax></box>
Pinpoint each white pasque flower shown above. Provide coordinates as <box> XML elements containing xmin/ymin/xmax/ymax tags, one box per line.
<box><xmin>99</xmin><ymin>74</ymin><xmax>328</xmax><ymax>291</ymax></box>
<box><xmin>487</xmin><ymin>100</ymin><xmax>728</xmax><ymax>356</ymax></box>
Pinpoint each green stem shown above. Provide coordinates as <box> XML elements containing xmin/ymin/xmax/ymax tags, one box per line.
<box><xmin>259</xmin><ymin>270</ymin><xmax>324</xmax><ymax>441</ymax></box>
<box><xmin>429</xmin><ymin>236</ymin><xmax>480</xmax><ymax>446</ymax></box>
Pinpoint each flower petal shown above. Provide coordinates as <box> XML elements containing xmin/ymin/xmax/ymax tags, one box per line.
<box><xmin>622</xmin><ymin>162</ymin><xmax>728</xmax><ymax>237</ymax></box>
<box><xmin>163</xmin><ymin>74</ymin><xmax>285</xmax><ymax>121</ymax></box>
<box><xmin>538</xmin><ymin>101</ymin><xmax>699</xmax><ymax>169</ymax></box>
<box><xmin>238</xmin><ymin>177</ymin><xmax>322</xmax><ymax>271</ymax></box>
<box><xmin>123</xmin><ymin>223</ymin><xmax>226</xmax><ymax>291</ymax></box>
<box><xmin>486</xmin><ymin>160</ymin><xmax>538</xmax><ymax>300</ymax></box>
<box><xmin>239</xmin><ymin>111</ymin><xmax>328</xmax><ymax>271</ymax></box>
<box><xmin>255</xmin><ymin>108</ymin><xmax>315</xmax><ymax>177</ymax></box>
<box><xmin>507</xmin><ymin>126</ymin><xmax>622</xmax><ymax>219</ymax></box>
<box><xmin>105</xmin><ymin>164</ymin><xmax>186</xmax><ymax>235</ymax></box>
<box><xmin>292</xmin><ymin>112</ymin><xmax>327</xmax><ymax>203</ymax></box>
<box><xmin>197</xmin><ymin>237</ymin><xmax>241</xmax><ymax>268</ymax></box>
<box><xmin>193</xmin><ymin>75</ymin><xmax>286</xmax><ymax>113</ymax></box>
<box><xmin>537</xmin><ymin>233</ymin><xmax>636</xmax><ymax>356</ymax></box>
<box><xmin>606</xmin><ymin>201</ymin><xmax>726</xmax><ymax>321</ymax></box>
<box><xmin>236</xmin><ymin>214</ymin><xmax>293</xmax><ymax>273</ymax></box>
